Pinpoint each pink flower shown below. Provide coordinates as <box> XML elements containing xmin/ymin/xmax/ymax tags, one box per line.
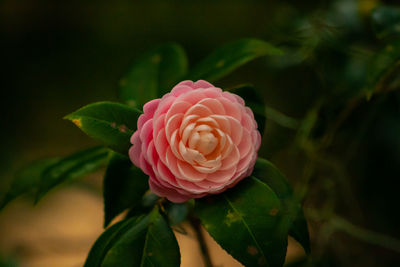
<box><xmin>129</xmin><ymin>80</ymin><xmax>261</xmax><ymax>202</ymax></box>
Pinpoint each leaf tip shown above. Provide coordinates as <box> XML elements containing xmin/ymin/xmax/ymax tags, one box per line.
<box><xmin>64</xmin><ymin>113</ymin><xmax>83</xmax><ymax>128</ymax></box>
<box><xmin>34</xmin><ymin>190</ymin><xmax>45</xmax><ymax>205</ymax></box>
<box><xmin>72</xmin><ymin>118</ymin><xmax>83</xmax><ymax>128</ymax></box>
<box><xmin>0</xmin><ymin>198</ymin><xmax>8</xmax><ymax>212</ymax></box>
<box><xmin>104</xmin><ymin>215</ymin><xmax>113</xmax><ymax>228</ymax></box>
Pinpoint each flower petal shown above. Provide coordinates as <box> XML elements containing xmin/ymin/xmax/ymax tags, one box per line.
<box><xmin>218</xmin><ymin>97</ymin><xmax>242</xmax><ymax>121</ymax></box>
<box><xmin>177</xmin><ymin>161</ymin><xmax>207</xmax><ymax>182</ymax></box>
<box><xmin>184</xmin><ymin>103</ymin><xmax>213</xmax><ymax>118</ymax></box>
<box><xmin>165</xmin><ymin>113</ymin><xmax>183</xmax><ymax>140</ymax></box>
<box><xmin>165</xmin><ymin>101</ymin><xmax>191</xmax><ymax>121</ymax></box>
<box><xmin>171</xmin><ymin>85</ymin><xmax>193</xmax><ymax>96</ymax></box>
<box><xmin>193</xmin><ymin>80</ymin><xmax>214</xmax><ymax>89</ymax></box>
<box><xmin>220</xmin><ymin>145</ymin><xmax>240</xmax><ymax>170</ymax></box>
<box><xmin>197</xmin><ymin>98</ymin><xmax>226</xmax><ymax>115</ymax></box>
<box><xmin>206</xmin><ymin>167</ymin><xmax>237</xmax><ymax>183</ymax></box>
<box><xmin>226</xmin><ymin>116</ymin><xmax>243</xmax><ymax>145</ymax></box>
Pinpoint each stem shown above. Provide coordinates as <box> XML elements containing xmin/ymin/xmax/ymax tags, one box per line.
<box><xmin>264</xmin><ymin>105</ymin><xmax>300</xmax><ymax>129</ymax></box>
<box><xmin>190</xmin><ymin>217</ymin><xmax>213</xmax><ymax>267</ymax></box>
<box><xmin>331</xmin><ymin>215</ymin><xmax>400</xmax><ymax>253</ymax></box>
<box><xmin>306</xmin><ymin>208</ymin><xmax>400</xmax><ymax>253</ymax></box>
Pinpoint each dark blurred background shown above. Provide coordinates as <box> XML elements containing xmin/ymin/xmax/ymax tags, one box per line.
<box><xmin>1</xmin><ymin>0</ymin><xmax>400</xmax><ymax>266</ymax></box>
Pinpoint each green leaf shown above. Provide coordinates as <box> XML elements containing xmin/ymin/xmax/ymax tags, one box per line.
<box><xmin>372</xmin><ymin>6</ymin><xmax>400</xmax><ymax>39</ymax></box>
<box><xmin>195</xmin><ymin>177</ymin><xmax>288</xmax><ymax>267</ymax></box>
<box><xmin>119</xmin><ymin>43</ymin><xmax>188</xmax><ymax>107</ymax></box>
<box><xmin>84</xmin><ymin>216</ymin><xmax>143</xmax><ymax>267</ymax></box>
<box><xmin>124</xmin><ymin>192</ymin><xmax>159</xmax><ymax>222</ymax></box>
<box><xmin>103</xmin><ymin>153</ymin><xmax>149</xmax><ymax>227</ymax></box>
<box><xmin>0</xmin><ymin>158</ymin><xmax>60</xmax><ymax>211</ymax></box>
<box><xmin>253</xmin><ymin>158</ymin><xmax>310</xmax><ymax>254</ymax></box>
<box><xmin>65</xmin><ymin>101</ymin><xmax>141</xmax><ymax>154</ymax></box>
<box><xmin>187</xmin><ymin>38</ymin><xmax>283</xmax><ymax>82</ymax></box>
<box><xmin>228</xmin><ymin>84</ymin><xmax>266</xmax><ymax>136</ymax></box>
<box><xmin>366</xmin><ymin>41</ymin><xmax>400</xmax><ymax>97</ymax></box>
<box><xmin>36</xmin><ymin>146</ymin><xmax>109</xmax><ymax>202</ymax></box>
<box><xmin>289</xmin><ymin>209</ymin><xmax>310</xmax><ymax>255</ymax></box>
<box><xmin>85</xmin><ymin>209</ymin><xmax>180</xmax><ymax>267</ymax></box>
<box><xmin>252</xmin><ymin>158</ymin><xmax>293</xmax><ymax>198</ymax></box>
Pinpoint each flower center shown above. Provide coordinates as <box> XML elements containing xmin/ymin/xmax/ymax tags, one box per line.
<box><xmin>196</xmin><ymin>131</ymin><xmax>218</xmax><ymax>156</ymax></box>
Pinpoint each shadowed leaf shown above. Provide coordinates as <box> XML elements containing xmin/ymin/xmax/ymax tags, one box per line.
<box><xmin>366</xmin><ymin>41</ymin><xmax>400</xmax><ymax>97</ymax></box>
<box><xmin>85</xmin><ymin>209</ymin><xmax>180</xmax><ymax>267</ymax></box>
<box><xmin>103</xmin><ymin>153</ymin><xmax>149</xmax><ymax>227</ymax></box>
<box><xmin>35</xmin><ymin>146</ymin><xmax>109</xmax><ymax>202</ymax></box>
<box><xmin>119</xmin><ymin>43</ymin><xmax>188</xmax><ymax>108</ymax></box>
<box><xmin>84</xmin><ymin>216</ymin><xmax>142</xmax><ymax>267</ymax></box>
<box><xmin>187</xmin><ymin>38</ymin><xmax>283</xmax><ymax>82</ymax></box>
<box><xmin>253</xmin><ymin>158</ymin><xmax>310</xmax><ymax>254</ymax></box>
<box><xmin>195</xmin><ymin>177</ymin><xmax>288</xmax><ymax>267</ymax></box>
<box><xmin>372</xmin><ymin>6</ymin><xmax>400</xmax><ymax>39</ymax></box>
<box><xmin>228</xmin><ymin>84</ymin><xmax>267</xmax><ymax>136</ymax></box>
<box><xmin>0</xmin><ymin>158</ymin><xmax>60</xmax><ymax>211</ymax></box>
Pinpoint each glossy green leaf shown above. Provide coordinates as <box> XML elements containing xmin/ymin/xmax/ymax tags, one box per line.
<box><xmin>195</xmin><ymin>177</ymin><xmax>288</xmax><ymax>267</ymax></box>
<box><xmin>36</xmin><ymin>146</ymin><xmax>109</xmax><ymax>202</ymax></box>
<box><xmin>124</xmin><ymin>192</ymin><xmax>159</xmax><ymax>222</ymax></box>
<box><xmin>0</xmin><ymin>158</ymin><xmax>60</xmax><ymax>211</ymax></box>
<box><xmin>103</xmin><ymin>153</ymin><xmax>149</xmax><ymax>227</ymax></box>
<box><xmin>253</xmin><ymin>158</ymin><xmax>310</xmax><ymax>254</ymax></box>
<box><xmin>367</xmin><ymin>41</ymin><xmax>400</xmax><ymax>97</ymax></box>
<box><xmin>228</xmin><ymin>84</ymin><xmax>266</xmax><ymax>136</ymax></box>
<box><xmin>187</xmin><ymin>38</ymin><xmax>283</xmax><ymax>82</ymax></box>
<box><xmin>65</xmin><ymin>101</ymin><xmax>141</xmax><ymax>154</ymax></box>
<box><xmin>84</xmin><ymin>216</ymin><xmax>143</xmax><ymax>267</ymax></box>
<box><xmin>92</xmin><ymin>209</ymin><xmax>180</xmax><ymax>267</ymax></box>
<box><xmin>119</xmin><ymin>43</ymin><xmax>188</xmax><ymax>107</ymax></box>
<box><xmin>252</xmin><ymin>158</ymin><xmax>293</xmax><ymax>198</ymax></box>
<box><xmin>372</xmin><ymin>6</ymin><xmax>400</xmax><ymax>39</ymax></box>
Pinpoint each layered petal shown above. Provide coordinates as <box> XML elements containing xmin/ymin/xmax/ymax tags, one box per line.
<box><xmin>129</xmin><ymin>80</ymin><xmax>261</xmax><ymax>202</ymax></box>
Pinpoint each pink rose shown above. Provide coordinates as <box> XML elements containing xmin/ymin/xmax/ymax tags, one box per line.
<box><xmin>129</xmin><ymin>80</ymin><xmax>261</xmax><ymax>203</ymax></box>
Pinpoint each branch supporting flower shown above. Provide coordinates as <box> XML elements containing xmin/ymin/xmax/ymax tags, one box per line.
<box><xmin>190</xmin><ymin>216</ymin><xmax>214</xmax><ymax>267</ymax></box>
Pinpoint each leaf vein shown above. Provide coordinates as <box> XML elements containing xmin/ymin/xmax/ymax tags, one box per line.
<box><xmin>224</xmin><ymin>195</ymin><xmax>268</xmax><ymax>265</ymax></box>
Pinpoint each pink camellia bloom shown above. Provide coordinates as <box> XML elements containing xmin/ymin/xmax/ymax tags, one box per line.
<box><xmin>129</xmin><ymin>80</ymin><xmax>261</xmax><ymax>202</ymax></box>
